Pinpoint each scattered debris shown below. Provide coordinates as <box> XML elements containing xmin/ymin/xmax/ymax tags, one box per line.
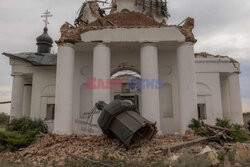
<box><xmin>198</xmin><ymin>145</ymin><xmax>215</xmax><ymax>155</ymax></box>
<box><xmin>207</xmin><ymin>151</ymin><xmax>220</xmax><ymax>166</ymax></box>
<box><xmin>0</xmin><ymin>134</ymin><xmax>195</xmax><ymax>166</ymax></box>
<box><xmin>67</xmin><ymin>153</ymin><xmax>113</xmax><ymax>167</ymax></box>
<box><xmin>0</xmin><ymin>130</ymin><xmax>249</xmax><ymax>166</ymax></box>
<box><xmin>197</xmin><ymin>144</ymin><xmax>220</xmax><ymax>166</ymax></box>
<box><xmin>160</xmin><ymin>136</ymin><xmax>215</xmax><ymax>154</ymax></box>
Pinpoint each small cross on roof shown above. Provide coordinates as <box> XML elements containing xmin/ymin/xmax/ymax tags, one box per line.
<box><xmin>41</xmin><ymin>10</ymin><xmax>53</xmax><ymax>28</ymax></box>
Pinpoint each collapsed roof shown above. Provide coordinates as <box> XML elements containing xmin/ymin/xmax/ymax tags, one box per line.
<box><xmin>57</xmin><ymin>0</ymin><xmax>197</xmax><ymax>44</ymax></box>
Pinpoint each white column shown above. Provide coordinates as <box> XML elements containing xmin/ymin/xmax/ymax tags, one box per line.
<box><xmin>22</xmin><ymin>84</ymin><xmax>32</xmax><ymax>118</ymax></box>
<box><xmin>54</xmin><ymin>44</ymin><xmax>75</xmax><ymax>134</ymax></box>
<box><xmin>177</xmin><ymin>42</ymin><xmax>197</xmax><ymax>134</ymax></box>
<box><xmin>92</xmin><ymin>43</ymin><xmax>111</xmax><ymax>129</ymax></box>
<box><xmin>140</xmin><ymin>43</ymin><xmax>161</xmax><ymax>131</ymax></box>
<box><xmin>10</xmin><ymin>75</ymin><xmax>24</xmax><ymax>120</ymax></box>
<box><xmin>220</xmin><ymin>78</ymin><xmax>231</xmax><ymax>120</ymax></box>
<box><xmin>228</xmin><ymin>73</ymin><xmax>244</xmax><ymax>124</ymax></box>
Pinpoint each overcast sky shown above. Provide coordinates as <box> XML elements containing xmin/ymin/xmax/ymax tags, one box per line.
<box><xmin>0</xmin><ymin>0</ymin><xmax>250</xmax><ymax>114</ymax></box>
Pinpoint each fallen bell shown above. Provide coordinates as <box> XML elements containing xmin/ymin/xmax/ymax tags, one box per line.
<box><xmin>96</xmin><ymin>100</ymin><xmax>157</xmax><ymax>146</ymax></box>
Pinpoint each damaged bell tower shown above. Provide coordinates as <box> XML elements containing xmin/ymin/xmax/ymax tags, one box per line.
<box><xmin>74</xmin><ymin>0</ymin><xmax>170</xmax><ymax>27</ymax></box>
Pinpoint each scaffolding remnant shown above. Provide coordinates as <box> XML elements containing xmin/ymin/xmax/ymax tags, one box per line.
<box><xmin>135</xmin><ymin>0</ymin><xmax>170</xmax><ymax>17</ymax></box>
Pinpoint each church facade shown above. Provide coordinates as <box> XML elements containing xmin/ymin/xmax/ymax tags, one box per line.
<box><xmin>3</xmin><ymin>0</ymin><xmax>244</xmax><ymax>135</ymax></box>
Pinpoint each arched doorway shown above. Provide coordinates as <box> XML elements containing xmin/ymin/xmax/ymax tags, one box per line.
<box><xmin>111</xmin><ymin>65</ymin><xmax>142</xmax><ymax>113</ymax></box>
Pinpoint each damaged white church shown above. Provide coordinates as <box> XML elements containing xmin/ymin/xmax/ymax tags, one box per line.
<box><xmin>3</xmin><ymin>0</ymin><xmax>244</xmax><ymax>135</ymax></box>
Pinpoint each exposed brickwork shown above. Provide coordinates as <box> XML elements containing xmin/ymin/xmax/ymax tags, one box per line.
<box><xmin>178</xmin><ymin>17</ymin><xmax>197</xmax><ymax>43</ymax></box>
<box><xmin>195</xmin><ymin>52</ymin><xmax>239</xmax><ymax>63</ymax></box>
<box><xmin>57</xmin><ymin>11</ymin><xmax>196</xmax><ymax>44</ymax></box>
<box><xmin>88</xmin><ymin>11</ymin><xmax>163</xmax><ymax>27</ymax></box>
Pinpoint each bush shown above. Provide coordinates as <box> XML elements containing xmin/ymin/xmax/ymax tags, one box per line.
<box><xmin>0</xmin><ymin>118</ymin><xmax>48</xmax><ymax>152</ymax></box>
<box><xmin>0</xmin><ymin>113</ymin><xmax>10</xmax><ymax>127</ymax></box>
<box><xmin>0</xmin><ymin>130</ymin><xmax>37</xmax><ymax>152</ymax></box>
<box><xmin>216</xmin><ymin>118</ymin><xmax>231</xmax><ymax>129</ymax></box>
<box><xmin>7</xmin><ymin>118</ymin><xmax>48</xmax><ymax>134</ymax></box>
<box><xmin>189</xmin><ymin>118</ymin><xmax>248</xmax><ymax>143</ymax></box>
<box><xmin>188</xmin><ymin>119</ymin><xmax>204</xmax><ymax>136</ymax></box>
<box><xmin>215</xmin><ymin>119</ymin><xmax>247</xmax><ymax>143</ymax></box>
<box><xmin>229</xmin><ymin>131</ymin><xmax>248</xmax><ymax>143</ymax></box>
<box><xmin>231</xmin><ymin>124</ymin><xmax>244</xmax><ymax>131</ymax></box>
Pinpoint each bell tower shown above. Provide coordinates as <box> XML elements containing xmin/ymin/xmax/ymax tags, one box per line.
<box><xmin>111</xmin><ymin>0</ymin><xmax>169</xmax><ymax>23</ymax></box>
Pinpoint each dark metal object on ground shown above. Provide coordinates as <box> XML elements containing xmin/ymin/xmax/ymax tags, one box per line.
<box><xmin>114</xmin><ymin>94</ymin><xmax>139</xmax><ymax>113</ymax></box>
<box><xmin>96</xmin><ymin>100</ymin><xmax>157</xmax><ymax>146</ymax></box>
<box><xmin>0</xmin><ymin>101</ymin><xmax>11</xmax><ymax>104</ymax></box>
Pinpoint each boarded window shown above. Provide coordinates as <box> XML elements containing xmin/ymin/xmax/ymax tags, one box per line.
<box><xmin>197</xmin><ymin>104</ymin><xmax>206</xmax><ymax>120</ymax></box>
<box><xmin>46</xmin><ymin>104</ymin><xmax>55</xmax><ymax>120</ymax></box>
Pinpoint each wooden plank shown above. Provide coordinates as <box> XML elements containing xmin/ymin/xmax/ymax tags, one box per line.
<box><xmin>161</xmin><ymin>136</ymin><xmax>217</xmax><ymax>153</ymax></box>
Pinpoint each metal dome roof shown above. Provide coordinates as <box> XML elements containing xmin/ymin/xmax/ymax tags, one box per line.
<box><xmin>36</xmin><ymin>27</ymin><xmax>53</xmax><ymax>46</ymax></box>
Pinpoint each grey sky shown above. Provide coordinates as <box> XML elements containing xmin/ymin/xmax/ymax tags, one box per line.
<box><xmin>0</xmin><ymin>0</ymin><xmax>250</xmax><ymax>113</ymax></box>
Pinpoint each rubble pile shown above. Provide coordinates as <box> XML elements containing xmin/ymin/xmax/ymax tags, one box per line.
<box><xmin>0</xmin><ymin>133</ymin><xmax>200</xmax><ymax>166</ymax></box>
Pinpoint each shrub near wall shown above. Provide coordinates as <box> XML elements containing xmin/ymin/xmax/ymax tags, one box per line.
<box><xmin>0</xmin><ymin>118</ymin><xmax>48</xmax><ymax>152</ymax></box>
<box><xmin>7</xmin><ymin>118</ymin><xmax>48</xmax><ymax>134</ymax></box>
<box><xmin>0</xmin><ymin>113</ymin><xmax>10</xmax><ymax>128</ymax></box>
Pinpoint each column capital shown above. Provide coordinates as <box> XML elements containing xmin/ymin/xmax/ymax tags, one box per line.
<box><xmin>93</xmin><ymin>42</ymin><xmax>110</xmax><ymax>48</ymax></box>
<box><xmin>57</xmin><ymin>43</ymin><xmax>75</xmax><ymax>48</ymax></box>
<box><xmin>11</xmin><ymin>72</ymin><xmax>24</xmax><ymax>77</ymax></box>
<box><xmin>177</xmin><ymin>42</ymin><xmax>194</xmax><ymax>47</ymax></box>
<box><xmin>140</xmin><ymin>42</ymin><xmax>158</xmax><ymax>48</ymax></box>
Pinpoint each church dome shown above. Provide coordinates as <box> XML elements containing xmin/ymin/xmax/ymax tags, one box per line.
<box><xmin>36</xmin><ymin>27</ymin><xmax>53</xmax><ymax>53</ymax></box>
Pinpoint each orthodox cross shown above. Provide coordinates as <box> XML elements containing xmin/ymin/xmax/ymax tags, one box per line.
<box><xmin>41</xmin><ymin>10</ymin><xmax>53</xmax><ymax>28</ymax></box>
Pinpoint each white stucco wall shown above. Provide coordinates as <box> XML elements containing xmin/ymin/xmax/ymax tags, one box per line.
<box><xmin>196</xmin><ymin>73</ymin><xmax>223</xmax><ymax>125</ymax></box>
<box><xmin>195</xmin><ymin>59</ymin><xmax>243</xmax><ymax>125</ymax></box>
<box><xmin>10</xmin><ymin>59</ymin><xmax>56</xmax><ymax>131</ymax></box>
<box><xmin>158</xmin><ymin>49</ymin><xmax>180</xmax><ymax>134</ymax></box>
<box><xmin>72</xmin><ymin>50</ymin><xmax>93</xmax><ymax>134</ymax></box>
<box><xmin>30</xmin><ymin>68</ymin><xmax>56</xmax><ymax>120</ymax></box>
